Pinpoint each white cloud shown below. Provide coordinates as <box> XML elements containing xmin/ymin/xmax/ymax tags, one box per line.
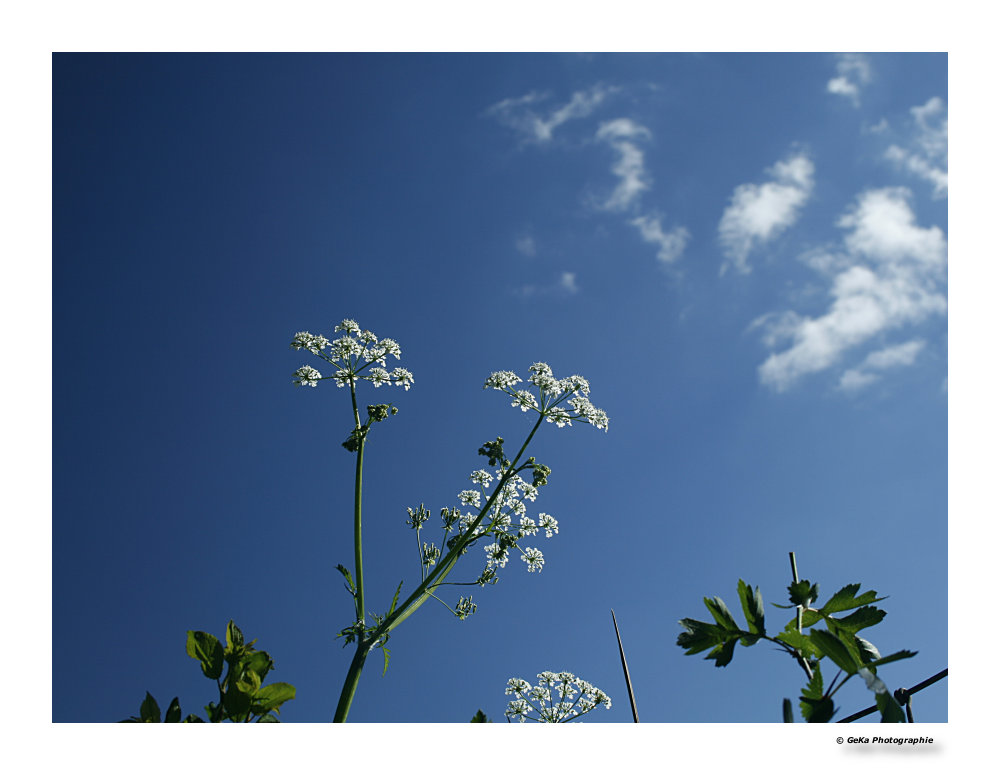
<box><xmin>827</xmin><ymin>53</ymin><xmax>872</xmax><ymax>106</ymax></box>
<box><xmin>595</xmin><ymin>118</ymin><xmax>652</xmax><ymax>211</ymax></box>
<box><xmin>631</xmin><ymin>214</ymin><xmax>690</xmax><ymax>264</ymax></box>
<box><xmin>559</xmin><ymin>272</ymin><xmax>579</xmax><ymax>294</ymax></box>
<box><xmin>757</xmin><ymin>188</ymin><xmax>946</xmax><ymax>392</ymax></box>
<box><xmin>838</xmin><ymin>339</ymin><xmax>926</xmax><ymax>391</ymax></box>
<box><xmin>515</xmin><ymin>235</ymin><xmax>537</xmax><ymax>257</ymax></box>
<box><xmin>885</xmin><ymin>97</ymin><xmax>948</xmax><ymax>198</ymax></box>
<box><xmin>718</xmin><ymin>153</ymin><xmax>815</xmax><ymax>274</ymax></box>
<box><xmin>487</xmin><ymin>84</ymin><xmax>615</xmax><ymax>143</ymax></box>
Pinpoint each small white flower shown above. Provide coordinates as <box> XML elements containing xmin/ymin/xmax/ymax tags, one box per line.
<box><xmin>484</xmin><ymin>543</ymin><xmax>509</xmax><ymax>569</ymax></box>
<box><xmin>458</xmin><ymin>489</ymin><xmax>481</xmax><ymax>508</ymax></box>
<box><xmin>335</xmin><ymin>319</ymin><xmax>360</xmax><ymax>335</ymax></box>
<box><xmin>511</xmin><ymin>390</ymin><xmax>538</xmax><ymax>412</ymax></box>
<box><xmin>518</xmin><ymin>516</ymin><xmax>538</xmax><ymax>538</ymax></box>
<box><xmin>390</xmin><ymin>367</ymin><xmax>414</xmax><ymax>390</ymax></box>
<box><xmin>521</xmin><ymin>546</ymin><xmax>544</xmax><ymax>572</ymax></box>
<box><xmin>292</xmin><ymin>365</ymin><xmax>322</xmax><ymax>387</ymax></box>
<box><xmin>538</xmin><ymin>513</ymin><xmax>559</xmax><ymax>537</ymax></box>
<box><xmin>470</xmin><ymin>469</ymin><xmax>493</xmax><ymax>487</ymax></box>
<box><xmin>484</xmin><ymin>371</ymin><xmax>521</xmax><ymax>390</ymax></box>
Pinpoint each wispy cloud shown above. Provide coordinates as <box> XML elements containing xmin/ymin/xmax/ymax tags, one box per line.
<box><xmin>514</xmin><ymin>234</ymin><xmax>537</xmax><ymax>257</ymax></box>
<box><xmin>718</xmin><ymin>153</ymin><xmax>815</xmax><ymax>275</ymax></box>
<box><xmin>514</xmin><ymin>270</ymin><xmax>580</xmax><ymax>299</ymax></box>
<box><xmin>885</xmin><ymin>97</ymin><xmax>948</xmax><ymax>199</ymax></box>
<box><xmin>757</xmin><ymin>187</ymin><xmax>946</xmax><ymax>392</ymax></box>
<box><xmin>595</xmin><ymin>118</ymin><xmax>652</xmax><ymax>211</ymax></box>
<box><xmin>486</xmin><ymin>84</ymin><xmax>615</xmax><ymax>143</ymax></box>
<box><xmin>827</xmin><ymin>53</ymin><xmax>872</xmax><ymax>106</ymax></box>
<box><xmin>631</xmin><ymin>214</ymin><xmax>690</xmax><ymax>264</ymax></box>
<box><xmin>838</xmin><ymin>339</ymin><xmax>926</xmax><ymax>391</ymax></box>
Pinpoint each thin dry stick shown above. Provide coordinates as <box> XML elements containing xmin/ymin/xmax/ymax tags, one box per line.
<box><xmin>611</xmin><ymin>609</ymin><xmax>640</xmax><ymax>723</ymax></box>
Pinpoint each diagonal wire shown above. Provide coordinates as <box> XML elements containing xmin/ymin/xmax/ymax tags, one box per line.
<box><xmin>836</xmin><ymin>668</ymin><xmax>948</xmax><ymax>723</ymax></box>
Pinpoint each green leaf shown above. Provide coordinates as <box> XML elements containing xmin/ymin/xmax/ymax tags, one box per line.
<box><xmin>186</xmin><ymin>630</ymin><xmax>224</xmax><ymax>680</ymax></box>
<box><xmin>139</xmin><ymin>692</ymin><xmax>161</xmax><ymax>723</ymax></box>
<box><xmin>862</xmin><ymin>650</ymin><xmax>918</xmax><ymax>670</ymax></box>
<box><xmin>223</xmin><ymin>681</ymin><xmax>252</xmax><ymax>721</ymax></box>
<box><xmin>788</xmin><ymin>580</ymin><xmax>819</xmax><ymax>607</ymax></box>
<box><xmin>336</xmin><ymin>564</ymin><xmax>357</xmax><ymax>593</ymax></box>
<box><xmin>470</xmin><ymin>709</ymin><xmax>491</xmax><ymax>723</ymax></box>
<box><xmin>164</xmin><ymin>696</ymin><xmax>182</xmax><ymax>723</ymax></box>
<box><xmin>782</xmin><ymin>698</ymin><xmax>794</xmax><ymax>723</ymax></box>
<box><xmin>703</xmin><ymin>596</ymin><xmax>740</xmax><ymax>633</ymax></box>
<box><xmin>253</xmin><ymin>682</ymin><xmax>296</xmax><ymax>713</ymax></box>
<box><xmin>876</xmin><ymin>691</ymin><xmax>907</xmax><ymax>723</ymax></box>
<box><xmin>256</xmin><ymin>713</ymin><xmax>280</xmax><ymax>722</ymax></box>
<box><xmin>183</xmin><ymin>714</ymin><xmax>205</xmax><ymax>723</ymax></box>
<box><xmin>226</xmin><ymin>620</ymin><xmax>245</xmax><ymax>652</ymax></box>
<box><xmin>235</xmin><ymin>664</ymin><xmax>262</xmax><ymax>696</ymax></box>
<box><xmin>855</xmin><ymin>636</ymin><xmax>881</xmax><ymax>665</ymax></box>
<box><xmin>775</xmin><ymin>630</ymin><xmax>822</xmax><ymax>660</ymax></box>
<box><xmin>737</xmin><ymin>579</ymin><xmax>766</xmax><ymax>636</ymax></box>
<box><xmin>388</xmin><ymin>580</ymin><xmax>404</xmax><ymax>615</ymax></box>
<box><xmin>204</xmin><ymin>701</ymin><xmax>223</xmax><ymax>723</ymax></box>
<box><xmin>832</xmin><ymin>606</ymin><xmax>886</xmax><ymax>633</ymax></box>
<box><xmin>810</xmin><ymin>629</ymin><xmax>859</xmax><ymax>675</ymax></box>
<box><xmin>801</xmin><ymin>696</ymin><xmax>835</xmax><ymax>723</ymax></box>
<box><xmin>382</xmin><ymin>645</ymin><xmax>391</xmax><ymax>676</ymax></box>
<box><xmin>707</xmin><ymin>637</ymin><xmax>738</xmax><ymax>667</ymax></box>
<box><xmin>243</xmin><ymin>650</ymin><xmax>274</xmax><ymax>683</ymax></box>
<box><xmin>677</xmin><ymin>618</ymin><xmax>726</xmax><ymax>655</ymax></box>
<box><xmin>819</xmin><ymin>584</ymin><xmax>885</xmax><ymax>615</ymax></box>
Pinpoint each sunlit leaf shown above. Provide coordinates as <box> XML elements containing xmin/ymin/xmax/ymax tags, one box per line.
<box><xmin>738</xmin><ymin>579</ymin><xmax>766</xmax><ymax>636</ymax></box>
<box><xmin>186</xmin><ymin>631</ymin><xmax>224</xmax><ymax>680</ymax></box>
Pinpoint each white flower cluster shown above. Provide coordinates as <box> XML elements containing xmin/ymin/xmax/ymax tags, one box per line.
<box><xmin>290</xmin><ymin>319</ymin><xmax>413</xmax><ymax>390</ymax></box>
<box><xmin>504</xmin><ymin>671</ymin><xmax>612</xmax><ymax>723</ymax></box>
<box><xmin>484</xmin><ymin>362</ymin><xmax>608</xmax><ymax>431</ymax></box>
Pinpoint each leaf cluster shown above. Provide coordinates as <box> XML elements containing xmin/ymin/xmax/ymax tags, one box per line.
<box><xmin>677</xmin><ymin>573</ymin><xmax>915</xmax><ymax>723</ymax></box>
<box><xmin>122</xmin><ymin>620</ymin><xmax>296</xmax><ymax>723</ymax></box>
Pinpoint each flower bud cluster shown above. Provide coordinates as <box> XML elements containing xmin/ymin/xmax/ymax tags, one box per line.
<box><xmin>504</xmin><ymin>671</ymin><xmax>612</xmax><ymax>722</ymax></box>
<box><xmin>291</xmin><ymin>319</ymin><xmax>413</xmax><ymax>390</ymax></box>
<box><xmin>484</xmin><ymin>362</ymin><xmax>608</xmax><ymax>431</ymax></box>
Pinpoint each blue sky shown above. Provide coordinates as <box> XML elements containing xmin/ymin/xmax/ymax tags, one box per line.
<box><xmin>50</xmin><ymin>52</ymin><xmax>948</xmax><ymax>727</ymax></box>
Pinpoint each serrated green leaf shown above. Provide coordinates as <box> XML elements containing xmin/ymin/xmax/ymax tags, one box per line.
<box><xmin>337</xmin><ymin>564</ymin><xmax>357</xmax><ymax>593</ymax></box>
<box><xmin>801</xmin><ymin>662</ymin><xmax>824</xmax><ymax>701</ymax></box>
<box><xmin>707</xmin><ymin>637</ymin><xmax>738</xmax><ymax>667</ymax></box>
<box><xmin>164</xmin><ymin>696</ymin><xmax>182</xmax><ymax>723</ymax></box>
<box><xmin>863</xmin><ymin>650</ymin><xmax>918</xmax><ymax>670</ymax></box>
<box><xmin>704</xmin><ymin>596</ymin><xmax>740</xmax><ymax>632</ymax></box>
<box><xmin>382</xmin><ymin>646</ymin><xmax>391</xmax><ymax>676</ymax></box>
<box><xmin>737</xmin><ymin>579</ymin><xmax>766</xmax><ymax>636</ymax></box>
<box><xmin>810</xmin><ymin>629</ymin><xmax>859</xmax><ymax>674</ymax></box>
<box><xmin>470</xmin><ymin>709</ymin><xmax>491</xmax><ymax>723</ymax></box>
<box><xmin>800</xmin><ymin>696</ymin><xmax>835</xmax><ymax>723</ymax></box>
<box><xmin>832</xmin><ymin>606</ymin><xmax>886</xmax><ymax>633</ymax></box>
<box><xmin>677</xmin><ymin>618</ymin><xmax>727</xmax><ymax>655</ymax></box>
<box><xmin>139</xmin><ymin>692</ymin><xmax>161</xmax><ymax>723</ymax></box>
<box><xmin>389</xmin><ymin>580</ymin><xmax>403</xmax><ymax>615</ymax></box>
<box><xmin>819</xmin><ymin>584</ymin><xmax>886</xmax><ymax>615</ymax></box>
<box><xmin>788</xmin><ymin>580</ymin><xmax>819</xmax><ymax>607</ymax></box>
<box><xmin>186</xmin><ymin>630</ymin><xmax>224</xmax><ymax>680</ymax></box>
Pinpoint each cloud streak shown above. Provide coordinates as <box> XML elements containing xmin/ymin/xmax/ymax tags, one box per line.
<box><xmin>885</xmin><ymin>97</ymin><xmax>948</xmax><ymax>199</ymax></box>
<box><xmin>486</xmin><ymin>85</ymin><xmax>616</xmax><ymax>143</ymax></box>
<box><xmin>718</xmin><ymin>154</ymin><xmax>815</xmax><ymax>274</ymax></box>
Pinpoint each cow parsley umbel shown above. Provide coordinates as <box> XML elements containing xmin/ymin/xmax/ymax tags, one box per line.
<box><xmin>290</xmin><ymin>324</ymin><xmax>608</xmax><ymax>722</ymax></box>
<box><xmin>504</xmin><ymin>671</ymin><xmax>612</xmax><ymax>722</ymax></box>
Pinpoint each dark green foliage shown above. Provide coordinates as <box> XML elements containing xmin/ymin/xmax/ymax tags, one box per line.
<box><xmin>122</xmin><ymin>620</ymin><xmax>296</xmax><ymax>723</ymax></box>
<box><xmin>676</xmin><ymin>557</ymin><xmax>916</xmax><ymax>722</ymax></box>
<box><xmin>470</xmin><ymin>709</ymin><xmax>491</xmax><ymax>722</ymax></box>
